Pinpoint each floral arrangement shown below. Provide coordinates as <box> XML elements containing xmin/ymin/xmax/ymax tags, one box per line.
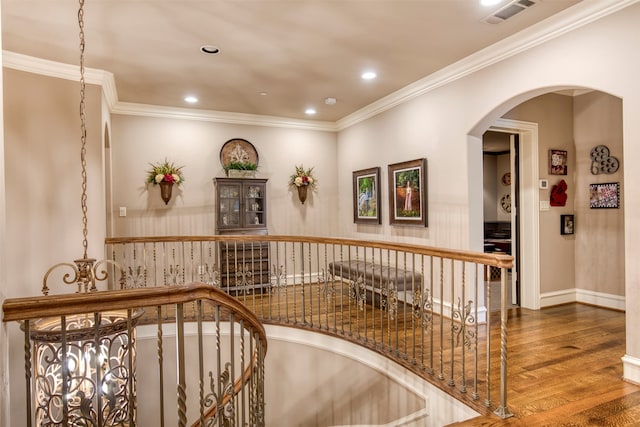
<box><xmin>225</xmin><ymin>161</ymin><xmax>258</xmax><ymax>172</ymax></box>
<box><xmin>146</xmin><ymin>159</ymin><xmax>185</xmax><ymax>186</ymax></box>
<box><xmin>289</xmin><ymin>165</ymin><xmax>317</xmax><ymax>189</ymax></box>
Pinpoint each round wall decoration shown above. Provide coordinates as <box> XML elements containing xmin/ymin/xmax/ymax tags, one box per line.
<box><xmin>219</xmin><ymin>138</ymin><xmax>259</xmax><ymax>169</ymax></box>
<box><xmin>501</xmin><ymin>172</ymin><xmax>511</xmax><ymax>186</ymax></box>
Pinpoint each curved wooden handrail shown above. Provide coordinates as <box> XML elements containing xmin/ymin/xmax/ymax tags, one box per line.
<box><xmin>3</xmin><ymin>282</ymin><xmax>267</xmax><ymax>426</ymax></box>
<box><xmin>2</xmin><ymin>282</ymin><xmax>266</xmax><ymax>349</ymax></box>
<box><xmin>105</xmin><ymin>235</ymin><xmax>513</xmax><ymax>269</ymax></box>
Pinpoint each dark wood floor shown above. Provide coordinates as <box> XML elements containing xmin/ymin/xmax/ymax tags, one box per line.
<box><xmin>449</xmin><ymin>304</ymin><xmax>639</xmax><ymax>427</ymax></box>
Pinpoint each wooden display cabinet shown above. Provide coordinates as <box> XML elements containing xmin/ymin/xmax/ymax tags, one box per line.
<box><xmin>214</xmin><ymin>178</ymin><xmax>269</xmax><ymax>294</ymax></box>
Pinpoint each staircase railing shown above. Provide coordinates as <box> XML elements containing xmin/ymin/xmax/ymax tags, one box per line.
<box><xmin>105</xmin><ymin>235</ymin><xmax>513</xmax><ymax>419</ymax></box>
<box><xmin>2</xmin><ymin>283</ymin><xmax>267</xmax><ymax>427</ymax></box>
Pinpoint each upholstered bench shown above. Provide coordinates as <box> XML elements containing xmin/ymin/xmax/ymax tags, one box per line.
<box><xmin>328</xmin><ymin>260</ymin><xmax>423</xmax><ymax>291</ymax></box>
<box><xmin>328</xmin><ymin>260</ymin><xmax>423</xmax><ymax>317</ymax></box>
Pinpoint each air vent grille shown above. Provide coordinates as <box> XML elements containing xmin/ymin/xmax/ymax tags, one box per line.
<box><xmin>483</xmin><ymin>0</ymin><xmax>537</xmax><ymax>24</ymax></box>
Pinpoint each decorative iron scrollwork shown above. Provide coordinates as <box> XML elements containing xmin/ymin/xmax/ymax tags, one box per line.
<box><xmin>452</xmin><ymin>298</ymin><xmax>475</xmax><ymax>349</ymax></box>
<box><xmin>348</xmin><ymin>276</ymin><xmax>367</xmax><ymax>311</ymax></box>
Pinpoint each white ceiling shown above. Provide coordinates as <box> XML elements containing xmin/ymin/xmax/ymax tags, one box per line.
<box><xmin>1</xmin><ymin>0</ymin><xmax>587</xmax><ymax>123</ymax></box>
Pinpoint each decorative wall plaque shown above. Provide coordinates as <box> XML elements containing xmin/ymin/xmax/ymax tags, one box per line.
<box><xmin>219</xmin><ymin>138</ymin><xmax>259</xmax><ymax>169</ymax></box>
<box><xmin>590</xmin><ymin>145</ymin><xmax>619</xmax><ymax>175</ymax></box>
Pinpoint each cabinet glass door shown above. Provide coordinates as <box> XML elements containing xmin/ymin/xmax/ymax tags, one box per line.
<box><xmin>218</xmin><ymin>183</ymin><xmax>241</xmax><ymax>228</ymax></box>
<box><xmin>244</xmin><ymin>182</ymin><xmax>266</xmax><ymax>227</ymax></box>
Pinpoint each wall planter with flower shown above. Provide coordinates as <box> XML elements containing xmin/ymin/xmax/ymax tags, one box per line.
<box><xmin>289</xmin><ymin>165</ymin><xmax>317</xmax><ymax>204</ymax></box>
<box><xmin>146</xmin><ymin>159</ymin><xmax>185</xmax><ymax>204</ymax></box>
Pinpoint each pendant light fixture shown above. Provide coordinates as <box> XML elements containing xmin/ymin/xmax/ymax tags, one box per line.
<box><xmin>30</xmin><ymin>1</ymin><xmax>138</xmax><ymax>425</ymax></box>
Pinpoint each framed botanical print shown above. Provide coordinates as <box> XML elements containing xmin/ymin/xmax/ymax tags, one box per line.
<box><xmin>353</xmin><ymin>167</ymin><xmax>381</xmax><ymax>224</ymax></box>
<box><xmin>388</xmin><ymin>158</ymin><xmax>427</xmax><ymax>227</ymax></box>
<box><xmin>549</xmin><ymin>149</ymin><xmax>568</xmax><ymax>175</ymax></box>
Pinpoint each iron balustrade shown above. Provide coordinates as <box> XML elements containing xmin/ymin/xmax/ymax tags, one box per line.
<box><xmin>2</xmin><ymin>235</ymin><xmax>513</xmax><ymax>424</ymax></box>
<box><xmin>2</xmin><ymin>284</ymin><xmax>267</xmax><ymax>427</ymax></box>
<box><xmin>104</xmin><ymin>235</ymin><xmax>513</xmax><ymax>419</ymax></box>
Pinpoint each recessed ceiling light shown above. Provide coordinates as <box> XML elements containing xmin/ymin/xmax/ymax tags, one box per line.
<box><xmin>361</xmin><ymin>71</ymin><xmax>377</xmax><ymax>80</ymax></box>
<box><xmin>184</xmin><ymin>96</ymin><xmax>198</xmax><ymax>103</ymax></box>
<box><xmin>480</xmin><ymin>0</ymin><xmax>503</xmax><ymax>6</ymax></box>
<box><xmin>305</xmin><ymin>108</ymin><xmax>317</xmax><ymax>115</ymax></box>
<box><xmin>200</xmin><ymin>45</ymin><xmax>220</xmax><ymax>55</ymax></box>
<box><xmin>259</xmin><ymin>92</ymin><xmax>268</xmax><ymax>96</ymax></box>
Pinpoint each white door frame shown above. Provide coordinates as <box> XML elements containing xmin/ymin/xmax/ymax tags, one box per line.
<box><xmin>489</xmin><ymin>119</ymin><xmax>540</xmax><ymax>310</ymax></box>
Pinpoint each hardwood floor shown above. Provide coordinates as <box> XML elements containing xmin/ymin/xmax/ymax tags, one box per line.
<box><xmin>236</xmin><ymin>287</ymin><xmax>636</xmax><ymax>426</ymax></box>
<box><xmin>449</xmin><ymin>304</ymin><xmax>639</xmax><ymax>427</ymax></box>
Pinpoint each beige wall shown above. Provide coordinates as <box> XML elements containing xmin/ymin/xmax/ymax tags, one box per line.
<box><xmin>110</xmin><ymin>114</ymin><xmax>338</xmax><ymax>238</ymax></box>
<box><xmin>2</xmin><ymin>68</ymin><xmax>105</xmax><ymax>424</ymax></box>
<box><xmin>504</xmin><ymin>93</ymin><xmax>577</xmax><ymax>295</ymax></box>
<box><xmin>336</xmin><ymin>4</ymin><xmax>640</xmax><ymax>376</ymax></box>
<box><xmin>0</xmin><ymin>16</ymin><xmax>9</xmax><ymax>424</ymax></box>
<box><xmin>3</xmin><ymin>68</ymin><xmax>104</xmax><ymax>299</ymax></box>
<box><xmin>482</xmin><ymin>154</ymin><xmax>498</xmax><ymax>221</ymax></box>
<box><xmin>574</xmin><ymin>91</ymin><xmax>624</xmax><ymax>296</ymax></box>
<box><xmin>4</xmin><ymin>3</ymin><xmax>640</xmax><ymax>423</ymax></box>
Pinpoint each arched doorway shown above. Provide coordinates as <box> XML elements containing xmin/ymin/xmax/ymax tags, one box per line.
<box><xmin>471</xmin><ymin>90</ymin><xmax>625</xmax><ymax>312</ymax></box>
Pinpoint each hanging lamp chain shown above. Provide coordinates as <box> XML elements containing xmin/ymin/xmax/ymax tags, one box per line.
<box><xmin>78</xmin><ymin>0</ymin><xmax>88</xmax><ymax>260</ymax></box>
<box><xmin>41</xmin><ymin>0</ymin><xmax>128</xmax><ymax>295</ymax></box>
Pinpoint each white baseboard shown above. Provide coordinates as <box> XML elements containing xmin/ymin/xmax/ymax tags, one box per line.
<box><xmin>622</xmin><ymin>354</ymin><xmax>640</xmax><ymax>385</ymax></box>
<box><xmin>540</xmin><ymin>288</ymin><xmax>625</xmax><ymax>310</ymax></box>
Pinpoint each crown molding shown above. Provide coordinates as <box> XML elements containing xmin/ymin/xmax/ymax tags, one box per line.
<box><xmin>4</xmin><ymin>0</ymin><xmax>637</xmax><ymax>132</ymax></box>
<box><xmin>2</xmin><ymin>50</ymin><xmax>119</xmax><ymax>110</ymax></box>
<box><xmin>111</xmin><ymin>102</ymin><xmax>338</xmax><ymax>132</ymax></box>
<box><xmin>336</xmin><ymin>0</ymin><xmax>639</xmax><ymax>130</ymax></box>
<box><xmin>2</xmin><ymin>50</ymin><xmax>335</xmax><ymax>131</ymax></box>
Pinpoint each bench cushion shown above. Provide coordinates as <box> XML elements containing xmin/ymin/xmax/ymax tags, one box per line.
<box><xmin>328</xmin><ymin>260</ymin><xmax>422</xmax><ymax>292</ymax></box>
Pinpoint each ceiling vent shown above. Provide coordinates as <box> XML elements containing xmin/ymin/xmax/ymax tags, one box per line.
<box><xmin>483</xmin><ymin>0</ymin><xmax>537</xmax><ymax>24</ymax></box>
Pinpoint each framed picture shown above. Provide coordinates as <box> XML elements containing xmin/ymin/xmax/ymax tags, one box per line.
<box><xmin>560</xmin><ymin>214</ymin><xmax>575</xmax><ymax>235</ymax></box>
<box><xmin>549</xmin><ymin>149</ymin><xmax>568</xmax><ymax>175</ymax></box>
<box><xmin>353</xmin><ymin>167</ymin><xmax>381</xmax><ymax>224</ymax></box>
<box><xmin>589</xmin><ymin>182</ymin><xmax>620</xmax><ymax>208</ymax></box>
<box><xmin>388</xmin><ymin>158</ymin><xmax>427</xmax><ymax>227</ymax></box>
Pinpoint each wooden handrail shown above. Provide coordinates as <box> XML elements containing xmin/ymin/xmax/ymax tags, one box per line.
<box><xmin>105</xmin><ymin>235</ymin><xmax>513</xmax><ymax>269</ymax></box>
<box><xmin>2</xmin><ymin>283</ymin><xmax>266</xmax><ymax>350</ymax></box>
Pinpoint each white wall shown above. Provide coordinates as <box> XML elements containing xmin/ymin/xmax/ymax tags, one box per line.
<box><xmin>110</xmin><ymin>114</ymin><xmax>338</xmax><ymax>238</ymax></box>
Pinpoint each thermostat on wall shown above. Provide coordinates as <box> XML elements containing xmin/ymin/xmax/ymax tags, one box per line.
<box><xmin>539</xmin><ymin>179</ymin><xmax>549</xmax><ymax>190</ymax></box>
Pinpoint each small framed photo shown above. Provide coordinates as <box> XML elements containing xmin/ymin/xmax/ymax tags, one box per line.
<box><xmin>590</xmin><ymin>182</ymin><xmax>620</xmax><ymax>209</ymax></box>
<box><xmin>388</xmin><ymin>158</ymin><xmax>428</xmax><ymax>227</ymax></box>
<box><xmin>353</xmin><ymin>167</ymin><xmax>381</xmax><ymax>224</ymax></box>
<box><xmin>549</xmin><ymin>149</ymin><xmax>568</xmax><ymax>175</ymax></box>
<box><xmin>561</xmin><ymin>214</ymin><xmax>575</xmax><ymax>235</ymax></box>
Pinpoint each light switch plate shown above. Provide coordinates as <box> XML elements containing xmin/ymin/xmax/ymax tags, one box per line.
<box><xmin>540</xmin><ymin>201</ymin><xmax>550</xmax><ymax>211</ymax></box>
<box><xmin>119</xmin><ymin>206</ymin><xmax>127</xmax><ymax>217</ymax></box>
